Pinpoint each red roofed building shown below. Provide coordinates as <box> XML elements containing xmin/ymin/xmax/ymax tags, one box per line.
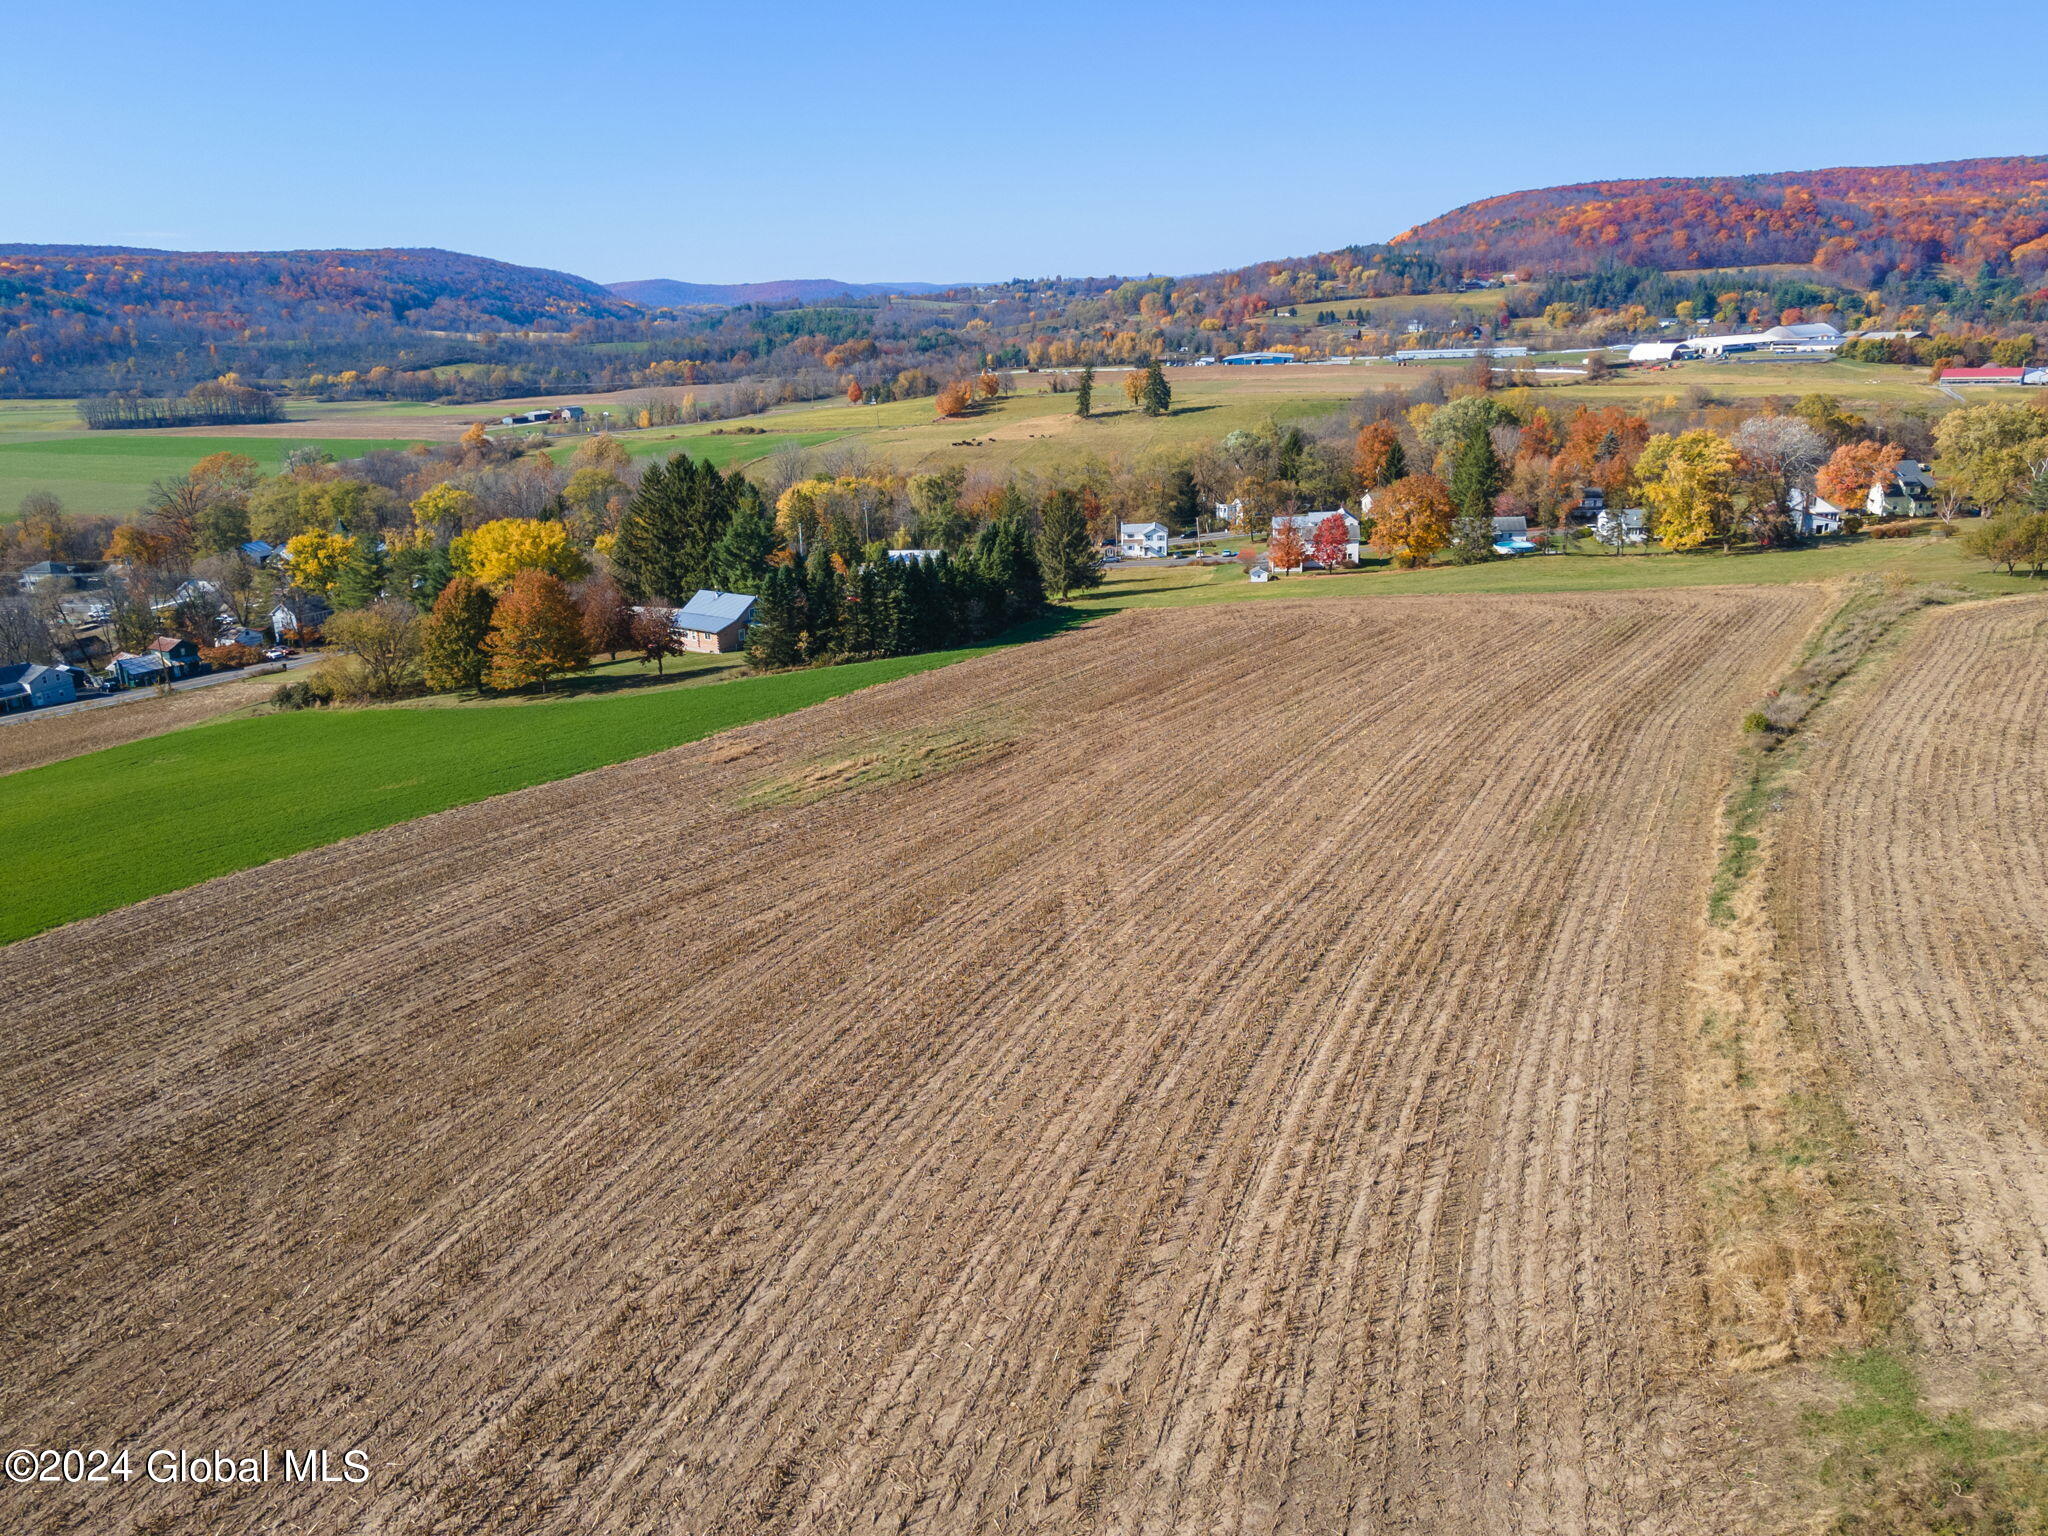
<box><xmin>1940</xmin><ymin>366</ymin><xmax>2028</xmax><ymax>385</ymax></box>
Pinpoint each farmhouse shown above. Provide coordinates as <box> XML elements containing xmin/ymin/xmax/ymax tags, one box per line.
<box><xmin>1118</xmin><ymin>522</ymin><xmax>1169</xmax><ymax>559</ymax></box>
<box><xmin>1869</xmin><ymin>459</ymin><xmax>1935</xmax><ymax>518</ymax></box>
<box><xmin>0</xmin><ymin>662</ymin><xmax>77</xmax><ymax>714</ymax></box>
<box><xmin>1267</xmin><ymin>510</ymin><xmax>1361</xmax><ymax>564</ymax></box>
<box><xmin>673</xmin><ymin>589</ymin><xmax>758</xmax><ymax>653</ymax></box>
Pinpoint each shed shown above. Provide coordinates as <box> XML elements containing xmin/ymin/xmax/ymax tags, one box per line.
<box><xmin>673</xmin><ymin>589</ymin><xmax>758</xmax><ymax>653</ymax></box>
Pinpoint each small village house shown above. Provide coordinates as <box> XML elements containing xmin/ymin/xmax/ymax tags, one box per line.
<box><xmin>673</xmin><ymin>589</ymin><xmax>758</xmax><ymax>653</ymax></box>
<box><xmin>0</xmin><ymin>662</ymin><xmax>77</xmax><ymax>714</ymax></box>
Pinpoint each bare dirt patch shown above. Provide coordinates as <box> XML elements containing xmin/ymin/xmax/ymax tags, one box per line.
<box><xmin>1779</xmin><ymin>595</ymin><xmax>2048</xmax><ymax>1384</ymax></box>
<box><xmin>0</xmin><ymin>589</ymin><xmax>1821</xmax><ymax>1533</ymax></box>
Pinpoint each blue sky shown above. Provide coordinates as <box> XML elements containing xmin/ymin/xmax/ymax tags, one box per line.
<box><xmin>8</xmin><ymin>0</ymin><xmax>2045</xmax><ymax>286</ymax></box>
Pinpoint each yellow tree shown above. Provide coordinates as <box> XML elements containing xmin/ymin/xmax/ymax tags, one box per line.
<box><xmin>282</xmin><ymin>529</ymin><xmax>358</xmax><ymax>594</ymax></box>
<box><xmin>454</xmin><ymin>518</ymin><xmax>590</xmax><ymax>589</ymax></box>
<box><xmin>1369</xmin><ymin>475</ymin><xmax>1455</xmax><ymax>567</ymax></box>
<box><xmin>411</xmin><ymin>482</ymin><xmax>481</xmax><ymax>536</ymax></box>
<box><xmin>1635</xmin><ymin>430</ymin><xmax>1740</xmax><ymax>552</ymax></box>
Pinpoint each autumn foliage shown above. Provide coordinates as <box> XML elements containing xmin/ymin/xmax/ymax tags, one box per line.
<box><xmin>1815</xmin><ymin>441</ymin><xmax>1906</xmax><ymax>511</ymax></box>
<box><xmin>1371</xmin><ymin>475</ymin><xmax>1455</xmax><ymax>567</ymax></box>
<box><xmin>1389</xmin><ymin>155</ymin><xmax>2048</xmax><ymax>286</ymax></box>
<box><xmin>484</xmin><ymin>569</ymin><xmax>590</xmax><ymax>692</ymax></box>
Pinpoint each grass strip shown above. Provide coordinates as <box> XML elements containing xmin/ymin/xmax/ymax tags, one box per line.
<box><xmin>1684</xmin><ymin>579</ymin><xmax>1966</xmax><ymax>1369</ymax></box>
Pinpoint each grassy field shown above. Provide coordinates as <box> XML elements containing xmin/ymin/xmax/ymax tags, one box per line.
<box><xmin>0</xmin><ymin>433</ymin><xmax>430</xmax><ymax>519</ymax></box>
<box><xmin>0</xmin><ymin>626</ymin><xmax>1059</xmax><ymax>943</ymax></box>
<box><xmin>1081</xmin><ymin>532</ymin><xmax>2031</xmax><ymax>609</ymax></box>
<box><xmin>545</xmin><ymin>426</ymin><xmax>852</xmax><ymax>472</ymax></box>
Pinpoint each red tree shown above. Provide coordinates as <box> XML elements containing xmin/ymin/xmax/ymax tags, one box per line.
<box><xmin>1310</xmin><ymin>513</ymin><xmax>1352</xmax><ymax>568</ymax></box>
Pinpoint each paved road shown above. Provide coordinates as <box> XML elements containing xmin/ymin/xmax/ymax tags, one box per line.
<box><xmin>2</xmin><ymin>655</ymin><xmax>323</xmax><ymax>726</ymax></box>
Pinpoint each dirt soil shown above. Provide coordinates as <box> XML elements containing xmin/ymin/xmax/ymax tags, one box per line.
<box><xmin>0</xmin><ymin>672</ymin><xmax>282</xmax><ymax>777</ymax></box>
<box><xmin>0</xmin><ymin>590</ymin><xmax>1821</xmax><ymax>1534</ymax></box>
<box><xmin>1780</xmin><ymin>595</ymin><xmax>2048</xmax><ymax>1401</ymax></box>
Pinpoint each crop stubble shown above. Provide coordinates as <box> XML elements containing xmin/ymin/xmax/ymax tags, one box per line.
<box><xmin>0</xmin><ymin>589</ymin><xmax>1820</xmax><ymax>1533</ymax></box>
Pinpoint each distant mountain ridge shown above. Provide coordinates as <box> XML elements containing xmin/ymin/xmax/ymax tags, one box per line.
<box><xmin>607</xmin><ymin>277</ymin><xmax>956</xmax><ymax>307</ymax></box>
<box><xmin>0</xmin><ymin>244</ymin><xmax>639</xmax><ymax>332</ymax></box>
<box><xmin>1388</xmin><ymin>155</ymin><xmax>2048</xmax><ymax>285</ymax></box>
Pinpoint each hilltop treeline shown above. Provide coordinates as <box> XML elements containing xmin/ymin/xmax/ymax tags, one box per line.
<box><xmin>1389</xmin><ymin>156</ymin><xmax>2048</xmax><ymax>291</ymax></box>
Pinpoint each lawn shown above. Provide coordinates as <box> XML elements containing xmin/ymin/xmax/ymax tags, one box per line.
<box><xmin>0</xmin><ymin>433</ymin><xmax>429</xmax><ymax>519</ymax></box>
<box><xmin>0</xmin><ymin>627</ymin><xmax>1056</xmax><ymax>944</ymax></box>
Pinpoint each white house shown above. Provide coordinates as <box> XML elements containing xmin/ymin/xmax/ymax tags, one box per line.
<box><xmin>1868</xmin><ymin>460</ymin><xmax>1934</xmax><ymax>519</ymax></box>
<box><xmin>1788</xmin><ymin>487</ymin><xmax>1847</xmax><ymax>536</ymax></box>
<box><xmin>1119</xmin><ymin>521</ymin><xmax>1169</xmax><ymax>559</ymax></box>
<box><xmin>1247</xmin><ymin>563</ymin><xmax>1273</xmax><ymax>583</ymax></box>
<box><xmin>1267</xmin><ymin>509</ymin><xmax>1361</xmax><ymax>565</ymax></box>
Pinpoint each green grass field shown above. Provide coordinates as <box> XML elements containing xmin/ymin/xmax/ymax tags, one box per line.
<box><xmin>0</xmin><ymin>628</ymin><xmax>1058</xmax><ymax>944</ymax></box>
<box><xmin>1078</xmin><ymin>532</ymin><xmax>2032</xmax><ymax>610</ymax></box>
<box><xmin>546</xmin><ymin>426</ymin><xmax>852</xmax><ymax>472</ymax></box>
<box><xmin>0</xmin><ymin>434</ymin><xmax>429</xmax><ymax>520</ymax></box>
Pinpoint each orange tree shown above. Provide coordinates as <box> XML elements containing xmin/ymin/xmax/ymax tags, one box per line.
<box><xmin>484</xmin><ymin>569</ymin><xmax>590</xmax><ymax>692</ymax></box>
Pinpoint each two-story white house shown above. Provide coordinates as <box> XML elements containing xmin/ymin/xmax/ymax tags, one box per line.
<box><xmin>1267</xmin><ymin>509</ymin><xmax>1361</xmax><ymax>565</ymax></box>
<box><xmin>1118</xmin><ymin>522</ymin><xmax>1170</xmax><ymax>559</ymax></box>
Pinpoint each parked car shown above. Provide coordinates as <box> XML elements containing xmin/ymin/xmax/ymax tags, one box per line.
<box><xmin>263</xmin><ymin>646</ymin><xmax>295</xmax><ymax>660</ymax></box>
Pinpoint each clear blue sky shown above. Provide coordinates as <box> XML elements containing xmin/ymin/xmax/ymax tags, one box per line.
<box><xmin>9</xmin><ymin>0</ymin><xmax>2045</xmax><ymax>286</ymax></box>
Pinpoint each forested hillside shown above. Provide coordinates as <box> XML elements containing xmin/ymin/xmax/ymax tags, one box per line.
<box><xmin>1391</xmin><ymin>156</ymin><xmax>2048</xmax><ymax>286</ymax></box>
<box><xmin>0</xmin><ymin>246</ymin><xmax>640</xmax><ymax>396</ymax></box>
<box><xmin>608</xmin><ymin>278</ymin><xmax>953</xmax><ymax>306</ymax></box>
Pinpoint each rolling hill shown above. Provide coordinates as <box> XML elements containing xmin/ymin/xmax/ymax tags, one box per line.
<box><xmin>1388</xmin><ymin>155</ymin><xmax>2048</xmax><ymax>285</ymax></box>
<box><xmin>606</xmin><ymin>276</ymin><xmax>956</xmax><ymax>306</ymax></box>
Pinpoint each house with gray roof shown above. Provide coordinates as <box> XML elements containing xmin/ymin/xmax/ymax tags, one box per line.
<box><xmin>673</xmin><ymin>589</ymin><xmax>758</xmax><ymax>653</ymax></box>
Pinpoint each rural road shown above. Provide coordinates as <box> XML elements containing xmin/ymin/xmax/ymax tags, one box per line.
<box><xmin>2</xmin><ymin>655</ymin><xmax>321</xmax><ymax>726</ymax></box>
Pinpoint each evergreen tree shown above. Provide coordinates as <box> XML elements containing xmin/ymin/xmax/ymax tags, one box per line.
<box><xmin>804</xmin><ymin>542</ymin><xmax>841</xmax><ymax>657</ymax></box>
<box><xmin>389</xmin><ymin>540</ymin><xmax>454</xmax><ymax>606</ymax></box>
<box><xmin>330</xmin><ymin>533</ymin><xmax>387</xmax><ymax>610</ymax></box>
<box><xmin>1450</xmin><ymin>424</ymin><xmax>1505</xmax><ymax>523</ymax></box>
<box><xmin>712</xmin><ymin>487</ymin><xmax>778</xmax><ymax>592</ymax></box>
<box><xmin>1139</xmin><ymin>361</ymin><xmax>1172</xmax><ymax>417</ymax></box>
<box><xmin>611</xmin><ymin>454</ymin><xmax>734</xmax><ymax>602</ymax></box>
<box><xmin>977</xmin><ymin>507</ymin><xmax>1044</xmax><ymax>623</ymax></box>
<box><xmin>1163</xmin><ymin>466</ymin><xmax>1203</xmax><ymax>534</ymax></box>
<box><xmin>1379</xmin><ymin>437</ymin><xmax>1408</xmax><ymax>486</ymax></box>
<box><xmin>1036</xmin><ymin>489</ymin><xmax>1101</xmax><ymax>600</ymax></box>
<box><xmin>1076</xmin><ymin>364</ymin><xmax>1094</xmax><ymax>419</ymax></box>
<box><xmin>419</xmin><ymin>575</ymin><xmax>496</xmax><ymax>693</ymax></box>
<box><xmin>745</xmin><ymin>564</ymin><xmax>807</xmax><ymax>669</ymax></box>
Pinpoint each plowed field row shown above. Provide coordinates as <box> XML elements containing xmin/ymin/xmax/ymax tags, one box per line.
<box><xmin>0</xmin><ymin>589</ymin><xmax>1819</xmax><ymax>1534</ymax></box>
<box><xmin>1780</xmin><ymin>596</ymin><xmax>2048</xmax><ymax>1380</ymax></box>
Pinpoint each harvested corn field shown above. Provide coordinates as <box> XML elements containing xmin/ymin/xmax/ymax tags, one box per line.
<box><xmin>0</xmin><ymin>589</ymin><xmax>1823</xmax><ymax>1535</ymax></box>
<box><xmin>1780</xmin><ymin>595</ymin><xmax>2048</xmax><ymax>1386</ymax></box>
